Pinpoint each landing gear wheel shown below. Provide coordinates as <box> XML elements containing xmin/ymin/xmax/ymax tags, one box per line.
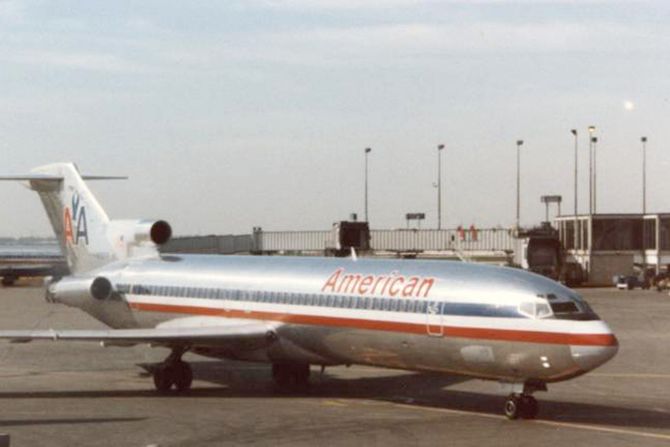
<box><xmin>520</xmin><ymin>395</ymin><xmax>538</xmax><ymax>419</ymax></box>
<box><xmin>504</xmin><ymin>394</ymin><xmax>539</xmax><ymax>420</ymax></box>
<box><xmin>153</xmin><ymin>365</ymin><xmax>174</xmax><ymax>393</ymax></box>
<box><xmin>504</xmin><ymin>395</ymin><xmax>521</xmax><ymax>420</ymax></box>
<box><xmin>174</xmin><ymin>362</ymin><xmax>193</xmax><ymax>392</ymax></box>
<box><xmin>272</xmin><ymin>364</ymin><xmax>293</xmax><ymax>388</ymax></box>
<box><xmin>293</xmin><ymin>364</ymin><xmax>310</xmax><ymax>387</ymax></box>
<box><xmin>1</xmin><ymin>276</ymin><xmax>16</xmax><ymax>286</ymax></box>
<box><xmin>152</xmin><ymin>360</ymin><xmax>193</xmax><ymax>393</ymax></box>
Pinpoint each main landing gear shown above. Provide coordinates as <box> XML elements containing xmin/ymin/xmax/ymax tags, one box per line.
<box><xmin>503</xmin><ymin>394</ymin><xmax>538</xmax><ymax>420</ymax></box>
<box><xmin>272</xmin><ymin>363</ymin><xmax>310</xmax><ymax>390</ymax></box>
<box><xmin>152</xmin><ymin>349</ymin><xmax>193</xmax><ymax>393</ymax></box>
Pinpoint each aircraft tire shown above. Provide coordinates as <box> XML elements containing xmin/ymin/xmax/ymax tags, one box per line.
<box><xmin>272</xmin><ymin>364</ymin><xmax>293</xmax><ymax>388</ymax></box>
<box><xmin>504</xmin><ymin>395</ymin><xmax>520</xmax><ymax>420</ymax></box>
<box><xmin>520</xmin><ymin>395</ymin><xmax>538</xmax><ymax>419</ymax></box>
<box><xmin>1</xmin><ymin>276</ymin><xmax>16</xmax><ymax>287</ymax></box>
<box><xmin>153</xmin><ymin>365</ymin><xmax>174</xmax><ymax>393</ymax></box>
<box><xmin>173</xmin><ymin>362</ymin><xmax>193</xmax><ymax>392</ymax></box>
<box><xmin>293</xmin><ymin>364</ymin><xmax>310</xmax><ymax>387</ymax></box>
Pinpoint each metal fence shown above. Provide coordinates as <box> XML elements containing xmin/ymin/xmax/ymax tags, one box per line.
<box><xmin>162</xmin><ymin>234</ymin><xmax>253</xmax><ymax>254</ymax></box>
<box><xmin>256</xmin><ymin>231</ymin><xmax>332</xmax><ymax>252</ymax></box>
<box><xmin>163</xmin><ymin>228</ymin><xmax>515</xmax><ymax>255</ymax></box>
<box><xmin>370</xmin><ymin>229</ymin><xmax>514</xmax><ymax>252</ymax></box>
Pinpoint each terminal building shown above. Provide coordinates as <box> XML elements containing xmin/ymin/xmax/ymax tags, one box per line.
<box><xmin>555</xmin><ymin>213</ymin><xmax>670</xmax><ymax>285</ymax></box>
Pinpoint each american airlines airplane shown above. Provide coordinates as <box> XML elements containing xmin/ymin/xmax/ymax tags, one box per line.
<box><xmin>0</xmin><ymin>163</ymin><xmax>618</xmax><ymax>420</ymax></box>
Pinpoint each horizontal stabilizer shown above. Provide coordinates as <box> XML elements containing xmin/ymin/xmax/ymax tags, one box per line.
<box><xmin>0</xmin><ymin>174</ymin><xmax>127</xmax><ymax>181</ymax></box>
<box><xmin>81</xmin><ymin>175</ymin><xmax>128</xmax><ymax>180</ymax></box>
<box><xmin>0</xmin><ymin>174</ymin><xmax>63</xmax><ymax>181</ymax></box>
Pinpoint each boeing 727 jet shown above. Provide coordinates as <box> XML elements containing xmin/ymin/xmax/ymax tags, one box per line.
<box><xmin>0</xmin><ymin>163</ymin><xmax>618</xmax><ymax>419</ymax></box>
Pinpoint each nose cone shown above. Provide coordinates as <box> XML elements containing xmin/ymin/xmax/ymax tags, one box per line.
<box><xmin>571</xmin><ymin>323</ymin><xmax>619</xmax><ymax>372</ymax></box>
<box><xmin>571</xmin><ymin>344</ymin><xmax>619</xmax><ymax>371</ymax></box>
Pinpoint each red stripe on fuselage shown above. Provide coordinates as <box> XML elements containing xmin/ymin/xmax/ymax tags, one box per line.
<box><xmin>128</xmin><ymin>301</ymin><xmax>618</xmax><ymax>347</ymax></box>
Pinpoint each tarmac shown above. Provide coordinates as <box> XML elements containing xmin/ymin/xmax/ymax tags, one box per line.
<box><xmin>0</xmin><ymin>282</ymin><xmax>668</xmax><ymax>446</ymax></box>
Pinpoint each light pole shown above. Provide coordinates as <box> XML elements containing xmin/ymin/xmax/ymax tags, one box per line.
<box><xmin>642</xmin><ymin>136</ymin><xmax>647</xmax><ymax>214</ymax></box>
<box><xmin>437</xmin><ymin>144</ymin><xmax>445</xmax><ymax>230</ymax></box>
<box><xmin>592</xmin><ymin>136</ymin><xmax>599</xmax><ymax>213</ymax></box>
<box><xmin>364</xmin><ymin>147</ymin><xmax>371</xmax><ymax>222</ymax></box>
<box><xmin>516</xmin><ymin>139</ymin><xmax>524</xmax><ymax>229</ymax></box>
<box><xmin>571</xmin><ymin>129</ymin><xmax>578</xmax><ymax>249</ymax></box>
<box><xmin>588</xmin><ymin>126</ymin><xmax>596</xmax><ymax>215</ymax></box>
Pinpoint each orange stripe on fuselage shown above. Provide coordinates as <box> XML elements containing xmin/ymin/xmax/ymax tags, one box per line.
<box><xmin>128</xmin><ymin>301</ymin><xmax>618</xmax><ymax>347</ymax></box>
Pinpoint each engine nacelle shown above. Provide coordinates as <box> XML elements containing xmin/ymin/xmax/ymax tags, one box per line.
<box><xmin>133</xmin><ymin>220</ymin><xmax>172</xmax><ymax>245</ymax></box>
<box><xmin>106</xmin><ymin>218</ymin><xmax>172</xmax><ymax>255</ymax></box>
<box><xmin>49</xmin><ymin>276</ymin><xmax>115</xmax><ymax>307</ymax></box>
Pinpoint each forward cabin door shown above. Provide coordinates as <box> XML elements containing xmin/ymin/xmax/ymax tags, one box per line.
<box><xmin>425</xmin><ymin>301</ymin><xmax>444</xmax><ymax>336</ymax></box>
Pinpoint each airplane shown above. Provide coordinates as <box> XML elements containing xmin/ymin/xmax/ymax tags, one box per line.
<box><xmin>0</xmin><ymin>162</ymin><xmax>618</xmax><ymax>420</ymax></box>
<box><xmin>0</xmin><ymin>246</ymin><xmax>67</xmax><ymax>286</ymax></box>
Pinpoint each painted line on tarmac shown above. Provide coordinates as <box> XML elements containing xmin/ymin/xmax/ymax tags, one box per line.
<box><xmin>390</xmin><ymin>402</ymin><xmax>670</xmax><ymax>442</ymax></box>
<box><xmin>591</xmin><ymin>373</ymin><xmax>670</xmax><ymax>379</ymax></box>
<box><xmin>532</xmin><ymin>420</ymin><xmax>670</xmax><ymax>442</ymax></box>
<box><xmin>321</xmin><ymin>399</ymin><xmax>349</xmax><ymax>407</ymax></box>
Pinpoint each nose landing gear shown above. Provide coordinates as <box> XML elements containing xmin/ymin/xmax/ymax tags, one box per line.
<box><xmin>500</xmin><ymin>380</ymin><xmax>545</xmax><ymax>419</ymax></box>
<box><xmin>504</xmin><ymin>394</ymin><xmax>538</xmax><ymax>419</ymax></box>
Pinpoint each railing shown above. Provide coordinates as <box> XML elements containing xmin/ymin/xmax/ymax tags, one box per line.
<box><xmin>163</xmin><ymin>228</ymin><xmax>515</xmax><ymax>255</ymax></box>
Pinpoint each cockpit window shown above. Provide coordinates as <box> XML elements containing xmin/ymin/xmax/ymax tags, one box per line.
<box><xmin>539</xmin><ymin>292</ymin><xmax>600</xmax><ymax>320</ymax></box>
<box><xmin>550</xmin><ymin>301</ymin><xmax>579</xmax><ymax>314</ymax></box>
<box><xmin>518</xmin><ymin>300</ymin><xmax>553</xmax><ymax>319</ymax></box>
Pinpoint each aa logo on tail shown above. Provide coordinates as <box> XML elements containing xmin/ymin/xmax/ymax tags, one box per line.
<box><xmin>63</xmin><ymin>192</ymin><xmax>89</xmax><ymax>245</ymax></box>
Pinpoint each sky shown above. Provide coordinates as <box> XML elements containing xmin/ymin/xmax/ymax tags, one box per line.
<box><xmin>1</xmin><ymin>0</ymin><xmax>669</xmax><ymax>237</ymax></box>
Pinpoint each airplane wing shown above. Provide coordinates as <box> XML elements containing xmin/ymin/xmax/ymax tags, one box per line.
<box><xmin>0</xmin><ymin>322</ymin><xmax>275</xmax><ymax>349</ymax></box>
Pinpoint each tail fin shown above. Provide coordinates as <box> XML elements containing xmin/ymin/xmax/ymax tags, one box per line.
<box><xmin>0</xmin><ymin>163</ymin><xmax>128</xmax><ymax>274</ymax></box>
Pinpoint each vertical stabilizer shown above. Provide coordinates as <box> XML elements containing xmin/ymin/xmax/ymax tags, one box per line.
<box><xmin>27</xmin><ymin>163</ymin><xmax>116</xmax><ymax>273</ymax></box>
<box><xmin>0</xmin><ymin>163</ymin><xmax>168</xmax><ymax>274</ymax></box>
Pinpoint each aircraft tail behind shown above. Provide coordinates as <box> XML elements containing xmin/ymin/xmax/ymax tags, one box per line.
<box><xmin>0</xmin><ymin>163</ymin><xmax>171</xmax><ymax>274</ymax></box>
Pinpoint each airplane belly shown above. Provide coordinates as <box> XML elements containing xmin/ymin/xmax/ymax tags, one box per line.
<box><xmin>282</xmin><ymin>325</ymin><xmax>578</xmax><ymax>382</ymax></box>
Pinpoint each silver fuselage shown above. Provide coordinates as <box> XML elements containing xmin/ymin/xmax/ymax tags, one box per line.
<box><xmin>61</xmin><ymin>254</ymin><xmax>618</xmax><ymax>384</ymax></box>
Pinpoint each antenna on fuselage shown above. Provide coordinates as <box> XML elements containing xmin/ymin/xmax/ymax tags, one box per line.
<box><xmin>350</xmin><ymin>247</ymin><xmax>358</xmax><ymax>261</ymax></box>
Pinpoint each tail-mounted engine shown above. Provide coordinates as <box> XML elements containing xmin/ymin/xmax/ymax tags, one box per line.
<box><xmin>133</xmin><ymin>220</ymin><xmax>172</xmax><ymax>245</ymax></box>
<box><xmin>48</xmin><ymin>275</ymin><xmax>116</xmax><ymax>307</ymax></box>
<box><xmin>105</xmin><ymin>219</ymin><xmax>172</xmax><ymax>260</ymax></box>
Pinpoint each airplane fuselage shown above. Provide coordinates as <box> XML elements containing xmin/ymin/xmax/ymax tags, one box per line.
<box><xmin>68</xmin><ymin>254</ymin><xmax>618</xmax><ymax>384</ymax></box>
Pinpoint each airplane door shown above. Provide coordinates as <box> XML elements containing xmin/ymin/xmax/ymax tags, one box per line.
<box><xmin>425</xmin><ymin>301</ymin><xmax>443</xmax><ymax>336</ymax></box>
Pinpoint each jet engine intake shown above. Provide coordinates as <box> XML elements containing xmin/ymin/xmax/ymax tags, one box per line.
<box><xmin>90</xmin><ymin>276</ymin><xmax>114</xmax><ymax>300</ymax></box>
